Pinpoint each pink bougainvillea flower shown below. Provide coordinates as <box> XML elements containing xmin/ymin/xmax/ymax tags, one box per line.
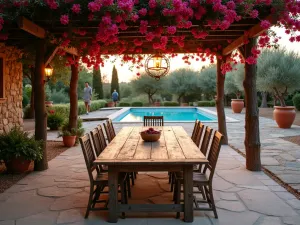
<box><xmin>167</xmin><ymin>26</ymin><xmax>177</xmax><ymax>35</ymax></box>
<box><xmin>60</xmin><ymin>15</ymin><xmax>69</xmax><ymax>25</ymax></box>
<box><xmin>260</xmin><ymin>20</ymin><xmax>271</xmax><ymax>29</ymax></box>
<box><xmin>245</xmin><ymin>56</ymin><xmax>257</xmax><ymax>65</ymax></box>
<box><xmin>71</xmin><ymin>4</ymin><xmax>81</xmax><ymax>14</ymax></box>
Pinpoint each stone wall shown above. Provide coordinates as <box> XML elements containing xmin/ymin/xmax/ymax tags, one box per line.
<box><xmin>0</xmin><ymin>44</ymin><xmax>23</xmax><ymax>133</ymax></box>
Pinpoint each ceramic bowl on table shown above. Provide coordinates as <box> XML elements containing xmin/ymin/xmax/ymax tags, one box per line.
<box><xmin>140</xmin><ymin>128</ymin><xmax>161</xmax><ymax>142</ymax></box>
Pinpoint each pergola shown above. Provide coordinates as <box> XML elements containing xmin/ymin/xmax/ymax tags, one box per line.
<box><xmin>2</xmin><ymin>4</ymin><xmax>278</xmax><ymax>172</ymax></box>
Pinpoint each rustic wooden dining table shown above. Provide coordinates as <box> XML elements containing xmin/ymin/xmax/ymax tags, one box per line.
<box><xmin>94</xmin><ymin>126</ymin><xmax>208</xmax><ymax>223</ymax></box>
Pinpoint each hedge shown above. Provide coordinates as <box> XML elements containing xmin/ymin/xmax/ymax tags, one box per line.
<box><xmin>197</xmin><ymin>101</ymin><xmax>216</xmax><ymax>107</ymax></box>
<box><xmin>131</xmin><ymin>101</ymin><xmax>143</xmax><ymax>107</ymax></box>
<box><xmin>23</xmin><ymin>100</ymin><xmax>107</xmax><ymax>119</ymax></box>
<box><xmin>293</xmin><ymin>93</ymin><xmax>300</xmax><ymax>111</ymax></box>
<box><xmin>118</xmin><ymin>102</ymin><xmax>131</xmax><ymax>107</ymax></box>
<box><xmin>163</xmin><ymin>101</ymin><xmax>179</xmax><ymax>106</ymax></box>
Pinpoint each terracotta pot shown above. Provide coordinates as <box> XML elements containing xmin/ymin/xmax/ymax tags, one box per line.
<box><xmin>62</xmin><ymin>136</ymin><xmax>76</xmax><ymax>147</ymax></box>
<box><xmin>154</xmin><ymin>102</ymin><xmax>161</xmax><ymax>106</ymax></box>
<box><xmin>45</xmin><ymin>101</ymin><xmax>53</xmax><ymax>107</ymax></box>
<box><xmin>5</xmin><ymin>157</ymin><xmax>32</xmax><ymax>173</ymax></box>
<box><xmin>180</xmin><ymin>103</ymin><xmax>189</xmax><ymax>107</ymax></box>
<box><xmin>231</xmin><ymin>99</ymin><xmax>244</xmax><ymax>113</ymax></box>
<box><xmin>273</xmin><ymin>106</ymin><xmax>296</xmax><ymax>129</ymax></box>
<box><xmin>107</xmin><ymin>102</ymin><xmax>115</xmax><ymax>107</ymax></box>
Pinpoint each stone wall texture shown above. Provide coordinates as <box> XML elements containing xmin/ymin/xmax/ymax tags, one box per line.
<box><xmin>0</xmin><ymin>43</ymin><xmax>23</xmax><ymax>134</ymax></box>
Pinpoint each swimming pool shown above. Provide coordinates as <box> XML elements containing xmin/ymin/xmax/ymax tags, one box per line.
<box><xmin>112</xmin><ymin>107</ymin><xmax>218</xmax><ymax>122</ymax></box>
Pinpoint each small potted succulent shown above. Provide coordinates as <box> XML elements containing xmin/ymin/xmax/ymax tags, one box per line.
<box><xmin>47</xmin><ymin>109</ymin><xmax>64</xmax><ymax>130</ymax></box>
<box><xmin>0</xmin><ymin>127</ymin><xmax>43</xmax><ymax>173</ymax></box>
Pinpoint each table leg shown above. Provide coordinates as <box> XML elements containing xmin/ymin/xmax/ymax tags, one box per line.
<box><xmin>183</xmin><ymin>165</ymin><xmax>193</xmax><ymax>222</ymax></box>
<box><xmin>108</xmin><ymin>167</ymin><xmax>118</xmax><ymax>223</ymax></box>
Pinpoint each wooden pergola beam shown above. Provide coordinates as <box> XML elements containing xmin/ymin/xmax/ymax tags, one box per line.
<box><xmin>222</xmin><ymin>15</ymin><xmax>277</xmax><ymax>56</ymax></box>
<box><xmin>45</xmin><ymin>46</ymin><xmax>59</xmax><ymax>66</ymax></box>
<box><xmin>18</xmin><ymin>16</ymin><xmax>46</xmax><ymax>39</ymax></box>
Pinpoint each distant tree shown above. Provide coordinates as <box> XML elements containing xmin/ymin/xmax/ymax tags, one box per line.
<box><xmin>167</xmin><ymin>68</ymin><xmax>200</xmax><ymax>103</ymax></box>
<box><xmin>198</xmin><ymin>65</ymin><xmax>216</xmax><ymax>100</ymax></box>
<box><xmin>111</xmin><ymin>65</ymin><xmax>120</xmax><ymax>99</ymax></box>
<box><xmin>257</xmin><ymin>49</ymin><xmax>300</xmax><ymax>107</ymax></box>
<box><xmin>93</xmin><ymin>67</ymin><xmax>104</xmax><ymax>99</ymax></box>
<box><xmin>131</xmin><ymin>74</ymin><xmax>164</xmax><ymax>104</ymax></box>
<box><xmin>224</xmin><ymin>64</ymin><xmax>244</xmax><ymax>99</ymax></box>
<box><xmin>120</xmin><ymin>83</ymin><xmax>132</xmax><ymax>98</ymax></box>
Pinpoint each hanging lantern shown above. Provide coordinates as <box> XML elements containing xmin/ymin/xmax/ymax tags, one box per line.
<box><xmin>44</xmin><ymin>64</ymin><xmax>53</xmax><ymax>82</ymax></box>
<box><xmin>145</xmin><ymin>54</ymin><xmax>170</xmax><ymax>80</ymax></box>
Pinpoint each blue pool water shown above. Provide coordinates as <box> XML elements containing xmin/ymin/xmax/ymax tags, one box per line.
<box><xmin>113</xmin><ymin>108</ymin><xmax>217</xmax><ymax>122</ymax></box>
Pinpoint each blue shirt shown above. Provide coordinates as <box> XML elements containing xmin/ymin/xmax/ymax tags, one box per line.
<box><xmin>112</xmin><ymin>91</ymin><xmax>119</xmax><ymax>101</ymax></box>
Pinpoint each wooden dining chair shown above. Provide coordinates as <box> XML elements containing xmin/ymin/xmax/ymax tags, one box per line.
<box><xmin>174</xmin><ymin>131</ymin><xmax>223</xmax><ymax>219</ymax></box>
<box><xmin>103</xmin><ymin>119</ymin><xmax>116</xmax><ymax>143</ymax></box>
<box><xmin>79</xmin><ymin>133</ymin><xmax>128</xmax><ymax>219</ymax></box>
<box><xmin>194</xmin><ymin>122</ymin><xmax>205</xmax><ymax>147</ymax></box>
<box><xmin>200</xmin><ymin>126</ymin><xmax>213</xmax><ymax>157</ymax></box>
<box><xmin>143</xmin><ymin>116</ymin><xmax>164</xmax><ymax>126</ymax></box>
<box><xmin>191</xmin><ymin>120</ymin><xmax>199</xmax><ymax>141</ymax></box>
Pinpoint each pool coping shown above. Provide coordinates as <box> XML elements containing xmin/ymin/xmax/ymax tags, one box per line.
<box><xmin>108</xmin><ymin>107</ymin><xmax>239</xmax><ymax>123</ymax></box>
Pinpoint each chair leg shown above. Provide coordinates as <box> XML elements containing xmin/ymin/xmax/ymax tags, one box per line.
<box><xmin>170</xmin><ymin>173</ymin><xmax>174</xmax><ymax>192</ymax></box>
<box><xmin>168</xmin><ymin>172</ymin><xmax>171</xmax><ymax>184</ymax></box>
<box><xmin>175</xmin><ymin>180</ymin><xmax>181</xmax><ymax>219</ymax></box>
<box><xmin>92</xmin><ymin>186</ymin><xmax>102</xmax><ymax>208</ymax></box>
<box><xmin>208</xmin><ymin>184</ymin><xmax>218</xmax><ymax>218</ymax></box>
<box><xmin>120</xmin><ymin>180</ymin><xmax>126</xmax><ymax>219</ymax></box>
<box><xmin>130</xmin><ymin>172</ymin><xmax>135</xmax><ymax>186</ymax></box>
<box><xmin>126</xmin><ymin>174</ymin><xmax>131</xmax><ymax>198</ymax></box>
<box><xmin>134</xmin><ymin>172</ymin><xmax>137</xmax><ymax>179</ymax></box>
<box><xmin>85</xmin><ymin>185</ymin><xmax>94</xmax><ymax>218</ymax></box>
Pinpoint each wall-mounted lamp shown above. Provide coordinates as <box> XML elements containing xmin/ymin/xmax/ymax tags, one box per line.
<box><xmin>44</xmin><ymin>64</ymin><xmax>53</xmax><ymax>82</ymax></box>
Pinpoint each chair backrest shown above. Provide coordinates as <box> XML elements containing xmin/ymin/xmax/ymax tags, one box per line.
<box><xmin>194</xmin><ymin>122</ymin><xmax>205</xmax><ymax>147</ymax></box>
<box><xmin>107</xmin><ymin>119</ymin><xmax>116</xmax><ymax>137</ymax></box>
<box><xmin>97</xmin><ymin>125</ymin><xmax>107</xmax><ymax>149</ymax></box>
<box><xmin>200</xmin><ymin>126</ymin><xmax>213</xmax><ymax>156</ymax></box>
<box><xmin>79</xmin><ymin>134</ymin><xmax>97</xmax><ymax>182</ymax></box>
<box><xmin>203</xmin><ymin>131</ymin><xmax>223</xmax><ymax>182</ymax></box>
<box><xmin>143</xmin><ymin>116</ymin><xmax>164</xmax><ymax>126</ymax></box>
<box><xmin>191</xmin><ymin>120</ymin><xmax>199</xmax><ymax>141</ymax></box>
<box><xmin>90</xmin><ymin>127</ymin><xmax>105</xmax><ymax>157</ymax></box>
<box><xmin>103</xmin><ymin>122</ymin><xmax>113</xmax><ymax>143</ymax></box>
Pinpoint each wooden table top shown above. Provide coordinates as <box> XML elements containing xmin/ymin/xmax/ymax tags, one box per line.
<box><xmin>94</xmin><ymin>126</ymin><xmax>208</xmax><ymax>166</ymax></box>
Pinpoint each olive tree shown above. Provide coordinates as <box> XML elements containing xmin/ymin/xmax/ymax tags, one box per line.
<box><xmin>224</xmin><ymin>63</ymin><xmax>244</xmax><ymax>99</ymax></box>
<box><xmin>131</xmin><ymin>74</ymin><xmax>165</xmax><ymax>104</ymax></box>
<box><xmin>198</xmin><ymin>65</ymin><xmax>216</xmax><ymax>100</ymax></box>
<box><xmin>167</xmin><ymin>68</ymin><xmax>200</xmax><ymax>103</ymax></box>
<box><xmin>257</xmin><ymin>49</ymin><xmax>300</xmax><ymax>107</ymax></box>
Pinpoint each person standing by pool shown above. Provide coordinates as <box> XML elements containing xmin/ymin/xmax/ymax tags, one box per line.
<box><xmin>83</xmin><ymin>82</ymin><xmax>92</xmax><ymax>115</ymax></box>
<box><xmin>112</xmin><ymin>89</ymin><xmax>119</xmax><ymax>107</ymax></box>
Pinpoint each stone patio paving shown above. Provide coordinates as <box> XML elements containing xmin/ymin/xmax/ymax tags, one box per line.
<box><xmin>1</xmin><ymin>108</ymin><xmax>300</xmax><ymax>224</ymax></box>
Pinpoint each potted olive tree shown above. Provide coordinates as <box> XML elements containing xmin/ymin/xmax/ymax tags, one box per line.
<box><xmin>0</xmin><ymin>127</ymin><xmax>43</xmax><ymax>173</ymax></box>
<box><xmin>225</xmin><ymin>65</ymin><xmax>244</xmax><ymax>113</ymax></box>
<box><xmin>257</xmin><ymin>49</ymin><xmax>300</xmax><ymax>128</ymax></box>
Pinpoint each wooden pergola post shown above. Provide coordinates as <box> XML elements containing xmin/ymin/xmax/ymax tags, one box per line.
<box><xmin>216</xmin><ymin>55</ymin><xmax>228</xmax><ymax>144</ymax></box>
<box><xmin>69</xmin><ymin>58</ymin><xmax>79</xmax><ymax>130</ymax></box>
<box><xmin>242</xmin><ymin>38</ymin><xmax>261</xmax><ymax>171</ymax></box>
<box><xmin>34</xmin><ymin>38</ymin><xmax>48</xmax><ymax>171</ymax></box>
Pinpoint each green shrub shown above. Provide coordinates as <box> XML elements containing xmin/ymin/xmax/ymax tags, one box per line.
<box><xmin>51</xmin><ymin>90</ymin><xmax>69</xmax><ymax>104</ymax></box>
<box><xmin>22</xmin><ymin>94</ymin><xmax>29</xmax><ymax>108</ymax></box>
<box><xmin>164</xmin><ymin>101</ymin><xmax>179</xmax><ymax>106</ymax></box>
<box><xmin>47</xmin><ymin>112</ymin><xmax>65</xmax><ymax>130</ymax></box>
<box><xmin>0</xmin><ymin>127</ymin><xmax>43</xmax><ymax>161</ymax></box>
<box><xmin>198</xmin><ymin>101</ymin><xmax>216</xmax><ymax>107</ymax></box>
<box><xmin>131</xmin><ymin>101</ymin><xmax>143</xmax><ymax>107</ymax></box>
<box><xmin>119</xmin><ymin>102</ymin><xmax>131</xmax><ymax>107</ymax></box>
<box><xmin>293</xmin><ymin>93</ymin><xmax>300</xmax><ymax>111</ymax></box>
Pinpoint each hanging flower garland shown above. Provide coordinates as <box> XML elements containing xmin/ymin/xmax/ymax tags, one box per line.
<box><xmin>0</xmin><ymin>0</ymin><xmax>300</xmax><ymax>74</ymax></box>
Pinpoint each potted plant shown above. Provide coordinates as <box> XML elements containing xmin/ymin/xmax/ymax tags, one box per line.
<box><xmin>0</xmin><ymin>127</ymin><xmax>43</xmax><ymax>173</ymax></box>
<box><xmin>225</xmin><ymin>66</ymin><xmax>244</xmax><ymax>113</ymax></box>
<box><xmin>47</xmin><ymin>110</ymin><xmax>64</xmax><ymax>130</ymax></box>
<box><xmin>107</xmin><ymin>101</ymin><xmax>115</xmax><ymax>107</ymax></box>
<box><xmin>58</xmin><ymin>119</ymin><xmax>85</xmax><ymax>147</ymax></box>
<box><xmin>154</xmin><ymin>99</ymin><xmax>161</xmax><ymax>106</ymax></box>
<box><xmin>180</xmin><ymin>102</ymin><xmax>189</xmax><ymax>106</ymax></box>
<box><xmin>256</xmin><ymin>49</ymin><xmax>300</xmax><ymax>128</ymax></box>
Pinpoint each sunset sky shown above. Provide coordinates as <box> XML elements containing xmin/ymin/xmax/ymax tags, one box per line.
<box><xmin>99</xmin><ymin>27</ymin><xmax>300</xmax><ymax>83</ymax></box>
